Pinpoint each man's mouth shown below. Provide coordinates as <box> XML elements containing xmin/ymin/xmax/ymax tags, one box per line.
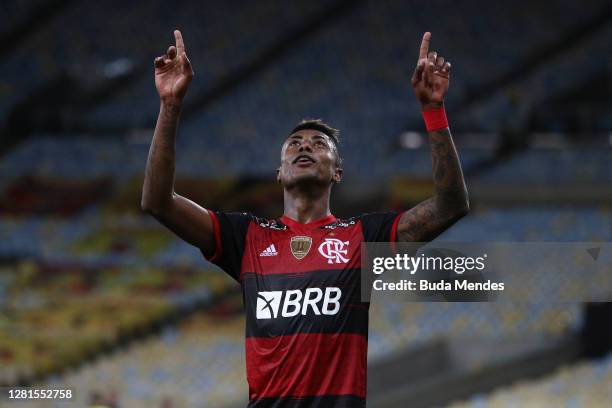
<box><xmin>293</xmin><ymin>155</ymin><xmax>316</xmax><ymax>165</ymax></box>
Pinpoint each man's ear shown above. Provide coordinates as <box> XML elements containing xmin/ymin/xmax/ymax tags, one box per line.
<box><xmin>332</xmin><ymin>167</ymin><xmax>343</xmax><ymax>184</ymax></box>
<box><xmin>276</xmin><ymin>167</ymin><xmax>281</xmax><ymax>183</ymax></box>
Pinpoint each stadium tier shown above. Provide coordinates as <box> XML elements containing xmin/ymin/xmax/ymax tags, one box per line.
<box><xmin>448</xmin><ymin>351</ymin><xmax>612</xmax><ymax>407</ymax></box>
<box><xmin>176</xmin><ymin>0</ymin><xmax>612</xmax><ymax>150</ymax></box>
<box><xmin>461</xmin><ymin>23</ymin><xmax>612</xmax><ymax>133</ymax></box>
<box><xmin>0</xmin><ymin>256</ymin><xmax>230</xmax><ymax>385</ymax></box>
<box><xmin>2</xmin><ymin>134</ymin><xmax>611</xmax><ymax>184</ymax></box>
<box><xmin>0</xmin><ymin>211</ymin><xmax>207</xmax><ymax>266</ymax></box>
<box><xmin>10</xmin><ymin>311</ymin><xmax>247</xmax><ymax>408</ymax></box>
<box><xmin>0</xmin><ymin>0</ymin><xmax>336</xmax><ymax>123</ymax></box>
<box><xmin>9</xmin><ymin>302</ymin><xmax>590</xmax><ymax>408</ymax></box>
<box><xmin>91</xmin><ymin>0</ymin><xmax>611</xmax><ymax>131</ymax></box>
<box><xmin>1</xmin><ymin>205</ymin><xmax>609</xmax><ymax>402</ymax></box>
<box><xmin>1</xmin><ymin>1</ymin><xmax>611</xmax><ymax>407</ymax></box>
<box><xmin>0</xmin><ymin>0</ymin><xmax>47</xmax><ymax>35</ymax></box>
<box><xmin>2</xmin><ymin>1</ymin><xmax>610</xmax><ymax>132</ymax></box>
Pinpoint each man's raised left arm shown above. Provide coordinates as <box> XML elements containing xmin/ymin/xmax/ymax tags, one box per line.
<box><xmin>396</xmin><ymin>32</ymin><xmax>469</xmax><ymax>243</ymax></box>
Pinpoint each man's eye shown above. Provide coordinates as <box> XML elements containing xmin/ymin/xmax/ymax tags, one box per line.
<box><xmin>315</xmin><ymin>141</ymin><xmax>325</xmax><ymax>147</ymax></box>
<box><xmin>289</xmin><ymin>141</ymin><xmax>299</xmax><ymax>146</ymax></box>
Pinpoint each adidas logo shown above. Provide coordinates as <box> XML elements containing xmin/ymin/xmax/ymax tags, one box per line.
<box><xmin>259</xmin><ymin>244</ymin><xmax>278</xmax><ymax>257</ymax></box>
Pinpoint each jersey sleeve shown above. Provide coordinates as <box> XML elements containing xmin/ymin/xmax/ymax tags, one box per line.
<box><xmin>360</xmin><ymin>212</ymin><xmax>403</xmax><ymax>242</ymax></box>
<box><xmin>202</xmin><ymin>211</ymin><xmax>252</xmax><ymax>282</ymax></box>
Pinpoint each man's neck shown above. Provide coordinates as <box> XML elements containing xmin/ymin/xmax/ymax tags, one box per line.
<box><xmin>283</xmin><ymin>185</ymin><xmax>332</xmax><ymax>224</ymax></box>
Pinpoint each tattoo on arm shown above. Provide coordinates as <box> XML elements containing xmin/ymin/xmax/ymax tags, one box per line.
<box><xmin>397</xmin><ymin>127</ymin><xmax>469</xmax><ymax>242</ymax></box>
<box><xmin>142</xmin><ymin>103</ymin><xmax>181</xmax><ymax>211</ymax></box>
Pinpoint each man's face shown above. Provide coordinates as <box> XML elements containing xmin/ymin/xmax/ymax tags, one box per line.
<box><xmin>277</xmin><ymin>129</ymin><xmax>342</xmax><ymax>188</ymax></box>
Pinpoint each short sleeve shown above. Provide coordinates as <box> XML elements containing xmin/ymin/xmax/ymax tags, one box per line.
<box><xmin>360</xmin><ymin>212</ymin><xmax>403</xmax><ymax>242</ymax></box>
<box><xmin>202</xmin><ymin>211</ymin><xmax>252</xmax><ymax>282</ymax></box>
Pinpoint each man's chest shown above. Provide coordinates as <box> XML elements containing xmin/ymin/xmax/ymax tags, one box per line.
<box><xmin>240</xmin><ymin>222</ymin><xmax>369</xmax><ymax>335</ymax></box>
<box><xmin>241</xmin><ymin>223</ymin><xmax>365</xmax><ymax>275</ymax></box>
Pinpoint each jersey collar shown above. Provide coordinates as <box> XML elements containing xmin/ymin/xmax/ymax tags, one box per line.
<box><xmin>280</xmin><ymin>214</ymin><xmax>337</xmax><ymax>229</ymax></box>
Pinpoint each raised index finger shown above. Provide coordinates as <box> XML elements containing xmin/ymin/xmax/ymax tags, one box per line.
<box><xmin>419</xmin><ymin>32</ymin><xmax>431</xmax><ymax>59</ymax></box>
<box><xmin>174</xmin><ymin>29</ymin><xmax>185</xmax><ymax>53</ymax></box>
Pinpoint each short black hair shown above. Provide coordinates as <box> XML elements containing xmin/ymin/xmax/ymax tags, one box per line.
<box><xmin>290</xmin><ymin>119</ymin><xmax>342</xmax><ymax>165</ymax></box>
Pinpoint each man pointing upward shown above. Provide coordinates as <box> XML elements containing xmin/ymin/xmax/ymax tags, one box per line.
<box><xmin>142</xmin><ymin>30</ymin><xmax>468</xmax><ymax>407</ymax></box>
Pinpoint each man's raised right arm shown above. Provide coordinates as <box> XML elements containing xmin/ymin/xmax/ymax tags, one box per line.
<box><xmin>141</xmin><ymin>30</ymin><xmax>215</xmax><ymax>254</ymax></box>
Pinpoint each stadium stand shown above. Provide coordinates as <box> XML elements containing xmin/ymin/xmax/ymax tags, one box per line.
<box><xmin>0</xmin><ymin>256</ymin><xmax>229</xmax><ymax>384</ymax></box>
<box><xmin>2</xmin><ymin>133</ymin><xmax>611</xmax><ymax>185</ymax></box>
<box><xmin>1</xmin><ymin>1</ymin><xmax>611</xmax><ymax>407</ymax></box>
<box><xmin>0</xmin><ymin>0</ymin><xmax>48</xmax><ymax>34</ymax></box>
<box><xmin>2</xmin><ymin>206</ymin><xmax>608</xmax><ymax>405</ymax></box>
<box><xmin>449</xmin><ymin>351</ymin><xmax>612</xmax><ymax>407</ymax></box>
<box><xmin>0</xmin><ymin>0</ymin><xmax>337</xmax><ymax>124</ymax></box>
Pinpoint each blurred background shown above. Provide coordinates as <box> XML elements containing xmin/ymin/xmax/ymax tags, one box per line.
<box><xmin>0</xmin><ymin>0</ymin><xmax>611</xmax><ymax>407</ymax></box>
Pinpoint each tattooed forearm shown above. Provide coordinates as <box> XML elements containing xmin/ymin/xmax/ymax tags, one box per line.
<box><xmin>141</xmin><ymin>102</ymin><xmax>182</xmax><ymax>212</ymax></box>
<box><xmin>429</xmin><ymin>128</ymin><xmax>469</xmax><ymax>212</ymax></box>
<box><xmin>397</xmin><ymin>127</ymin><xmax>469</xmax><ymax>242</ymax></box>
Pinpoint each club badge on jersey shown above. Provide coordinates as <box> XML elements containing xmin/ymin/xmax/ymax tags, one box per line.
<box><xmin>290</xmin><ymin>236</ymin><xmax>312</xmax><ymax>260</ymax></box>
<box><xmin>318</xmin><ymin>238</ymin><xmax>350</xmax><ymax>264</ymax></box>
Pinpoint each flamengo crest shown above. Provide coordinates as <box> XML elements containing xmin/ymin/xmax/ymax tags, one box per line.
<box><xmin>318</xmin><ymin>238</ymin><xmax>350</xmax><ymax>264</ymax></box>
<box><xmin>290</xmin><ymin>236</ymin><xmax>312</xmax><ymax>260</ymax></box>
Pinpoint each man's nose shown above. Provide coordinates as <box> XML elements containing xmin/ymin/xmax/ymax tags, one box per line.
<box><xmin>298</xmin><ymin>141</ymin><xmax>313</xmax><ymax>152</ymax></box>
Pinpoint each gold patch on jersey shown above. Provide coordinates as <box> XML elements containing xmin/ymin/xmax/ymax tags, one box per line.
<box><xmin>290</xmin><ymin>236</ymin><xmax>312</xmax><ymax>260</ymax></box>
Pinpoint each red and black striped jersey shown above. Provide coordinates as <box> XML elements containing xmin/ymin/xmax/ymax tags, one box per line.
<box><xmin>205</xmin><ymin>212</ymin><xmax>401</xmax><ymax>408</ymax></box>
